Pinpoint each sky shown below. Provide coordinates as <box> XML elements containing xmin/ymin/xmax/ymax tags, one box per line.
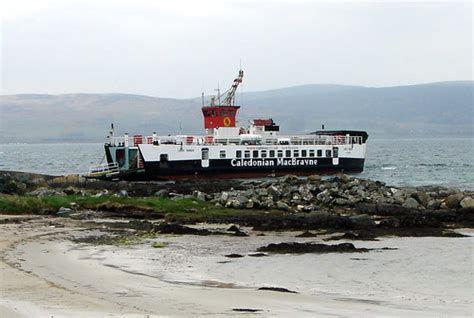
<box><xmin>1</xmin><ymin>0</ymin><xmax>472</xmax><ymax>98</ymax></box>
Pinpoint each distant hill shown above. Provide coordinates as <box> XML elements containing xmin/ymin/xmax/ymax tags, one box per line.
<box><xmin>1</xmin><ymin>81</ymin><xmax>472</xmax><ymax>143</ymax></box>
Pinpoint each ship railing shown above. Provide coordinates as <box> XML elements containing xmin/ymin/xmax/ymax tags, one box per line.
<box><xmin>107</xmin><ymin>134</ymin><xmax>363</xmax><ymax>147</ymax></box>
<box><xmin>88</xmin><ymin>162</ymin><xmax>119</xmax><ymax>175</ymax></box>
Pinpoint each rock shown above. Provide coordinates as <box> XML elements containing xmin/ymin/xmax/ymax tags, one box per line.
<box><xmin>193</xmin><ymin>190</ymin><xmax>207</xmax><ymax>201</ymax></box>
<box><xmin>154</xmin><ymin>189</ymin><xmax>169</xmax><ymax>198</ymax></box>
<box><xmin>267</xmin><ymin>185</ymin><xmax>282</xmax><ymax>200</ymax></box>
<box><xmin>156</xmin><ymin>223</ymin><xmax>212</xmax><ymax>235</ymax></box>
<box><xmin>63</xmin><ymin>187</ymin><xmax>78</xmax><ymax>195</ymax></box>
<box><xmin>427</xmin><ymin>199</ymin><xmax>442</xmax><ymax>210</ymax></box>
<box><xmin>316</xmin><ymin>189</ymin><xmax>331</xmax><ymax>204</ymax></box>
<box><xmin>460</xmin><ymin>197</ymin><xmax>474</xmax><ymax>209</ymax></box>
<box><xmin>280</xmin><ymin>175</ymin><xmax>298</xmax><ymax>184</ymax></box>
<box><xmin>219</xmin><ymin>191</ymin><xmax>230</xmax><ymax>203</ymax></box>
<box><xmin>296</xmin><ymin>231</ymin><xmax>317</xmax><ymax>237</ymax></box>
<box><xmin>57</xmin><ymin>206</ymin><xmax>72</xmax><ymax>216</ymax></box>
<box><xmin>335</xmin><ymin>173</ymin><xmax>350</xmax><ymax>183</ymax></box>
<box><xmin>444</xmin><ymin>193</ymin><xmax>464</xmax><ymax>209</ymax></box>
<box><xmin>248</xmin><ymin>253</ymin><xmax>268</xmax><ymax>257</ymax></box>
<box><xmin>257</xmin><ymin>242</ymin><xmax>368</xmax><ymax>254</ymax></box>
<box><xmin>412</xmin><ymin>191</ymin><xmax>430</xmax><ymax>207</ymax></box>
<box><xmin>276</xmin><ymin>201</ymin><xmax>291</xmax><ymax>211</ymax></box>
<box><xmin>232</xmin><ymin>309</ymin><xmax>262</xmax><ymax>313</ymax></box>
<box><xmin>225</xmin><ymin>253</ymin><xmax>244</xmax><ymax>258</ymax></box>
<box><xmin>334</xmin><ymin>198</ymin><xmax>348</xmax><ymax>205</ymax></box>
<box><xmin>117</xmin><ymin>190</ymin><xmax>128</xmax><ymax>197</ymax></box>
<box><xmin>355</xmin><ymin>203</ymin><xmax>377</xmax><ymax>214</ymax></box>
<box><xmin>28</xmin><ymin>187</ymin><xmax>64</xmax><ymax>197</ymax></box>
<box><xmin>258</xmin><ymin>287</ymin><xmax>298</xmax><ymax>294</ymax></box>
<box><xmin>349</xmin><ymin>214</ymin><xmax>375</xmax><ymax>229</ymax></box>
<box><xmin>376</xmin><ymin>203</ymin><xmax>408</xmax><ymax>216</ymax></box>
<box><xmin>403</xmin><ymin>197</ymin><xmax>421</xmax><ymax>209</ymax></box>
<box><xmin>307</xmin><ymin>175</ymin><xmax>321</xmax><ymax>183</ymax></box>
<box><xmin>94</xmin><ymin>189</ymin><xmax>109</xmax><ymax>197</ymax></box>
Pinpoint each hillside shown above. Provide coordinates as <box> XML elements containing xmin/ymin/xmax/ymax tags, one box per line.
<box><xmin>0</xmin><ymin>81</ymin><xmax>472</xmax><ymax>143</ymax></box>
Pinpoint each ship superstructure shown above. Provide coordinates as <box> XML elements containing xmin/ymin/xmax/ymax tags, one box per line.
<box><xmin>90</xmin><ymin>70</ymin><xmax>368</xmax><ymax>180</ymax></box>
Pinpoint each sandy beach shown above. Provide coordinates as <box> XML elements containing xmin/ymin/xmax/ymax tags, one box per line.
<box><xmin>1</xmin><ymin>215</ymin><xmax>472</xmax><ymax>317</ymax></box>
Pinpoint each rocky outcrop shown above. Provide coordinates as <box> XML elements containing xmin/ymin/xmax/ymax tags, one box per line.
<box><xmin>212</xmin><ymin>174</ymin><xmax>473</xmax><ymax>216</ymax></box>
<box><xmin>257</xmin><ymin>242</ymin><xmax>368</xmax><ymax>254</ymax></box>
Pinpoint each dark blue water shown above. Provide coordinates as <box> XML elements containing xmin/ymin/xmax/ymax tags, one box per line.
<box><xmin>0</xmin><ymin>138</ymin><xmax>473</xmax><ymax>189</ymax></box>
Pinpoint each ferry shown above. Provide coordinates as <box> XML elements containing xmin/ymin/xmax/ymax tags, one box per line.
<box><xmin>88</xmin><ymin>70</ymin><xmax>368</xmax><ymax>180</ymax></box>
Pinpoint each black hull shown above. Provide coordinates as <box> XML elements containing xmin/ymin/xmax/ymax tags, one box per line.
<box><xmin>142</xmin><ymin>158</ymin><xmax>364</xmax><ymax>180</ymax></box>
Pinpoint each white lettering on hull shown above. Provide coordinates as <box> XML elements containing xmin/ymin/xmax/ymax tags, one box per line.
<box><xmin>230</xmin><ymin>158</ymin><xmax>318</xmax><ymax>167</ymax></box>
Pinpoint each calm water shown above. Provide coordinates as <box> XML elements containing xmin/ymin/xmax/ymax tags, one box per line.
<box><xmin>0</xmin><ymin>138</ymin><xmax>473</xmax><ymax>189</ymax></box>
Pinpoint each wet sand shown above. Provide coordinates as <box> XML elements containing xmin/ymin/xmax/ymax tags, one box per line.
<box><xmin>0</xmin><ymin>216</ymin><xmax>472</xmax><ymax>317</ymax></box>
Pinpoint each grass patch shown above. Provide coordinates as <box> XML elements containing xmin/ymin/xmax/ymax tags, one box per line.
<box><xmin>151</xmin><ymin>241</ymin><xmax>167</xmax><ymax>248</ymax></box>
<box><xmin>0</xmin><ymin>194</ymin><xmax>273</xmax><ymax>220</ymax></box>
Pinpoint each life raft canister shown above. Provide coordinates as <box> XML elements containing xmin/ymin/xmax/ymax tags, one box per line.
<box><xmin>335</xmin><ymin>135</ymin><xmax>344</xmax><ymax>145</ymax></box>
<box><xmin>205</xmin><ymin>136</ymin><xmax>214</xmax><ymax>144</ymax></box>
<box><xmin>186</xmin><ymin>136</ymin><xmax>194</xmax><ymax>144</ymax></box>
<box><xmin>133</xmin><ymin>135</ymin><xmax>143</xmax><ymax>146</ymax></box>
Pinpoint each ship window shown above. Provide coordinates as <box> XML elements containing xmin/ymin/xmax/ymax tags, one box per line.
<box><xmin>160</xmin><ymin>154</ymin><xmax>168</xmax><ymax>162</ymax></box>
<box><xmin>285</xmin><ymin>150</ymin><xmax>291</xmax><ymax>157</ymax></box>
<box><xmin>220</xmin><ymin>110</ymin><xmax>228</xmax><ymax>116</ymax></box>
<box><xmin>293</xmin><ymin>150</ymin><xmax>299</xmax><ymax>157</ymax></box>
<box><xmin>229</xmin><ymin>110</ymin><xmax>235</xmax><ymax>116</ymax></box>
<box><xmin>301</xmin><ymin>150</ymin><xmax>307</xmax><ymax>157</ymax></box>
<box><xmin>244</xmin><ymin>150</ymin><xmax>250</xmax><ymax>158</ymax></box>
<box><xmin>269</xmin><ymin>150</ymin><xmax>275</xmax><ymax>158</ymax></box>
<box><xmin>211</xmin><ymin>110</ymin><xmax>217</xmax><ymax>116</ymax></box>
<box><xmin>317</xmin><ymin>149</ymin><xmax>322</xmax><ymax>157</ymax></box>
<box><xmin>278</xmin><ymin>150</ymin><xmax>283</xmax><ymax>158</ymax></box>
<box><xmin>309</xmin><ymin>150</ymin><xmax>315</xmax><ymax>157</ymax></box>
<box><xmin>236</xmin><ymin>150</ymin><xmax>242</xmax><ymax>158</ymax></box>
<box><xmin>253</xmin><ymin>150</ymin><xmax>259</xmax><ymax>158</ymax></box>
<box><xmin>326</xmin><ymin>149</ymin><xmax>332</xmax><ymax>157</ymax></box>
<box><xmin>261</xmin><ymin>150</ymin><xmax>267</xmax><ymax>158</ymax></box>
<box><xmin>333</xmin><ymin>147</ymin><xmax>339</xmax><ymax>158</ymax></box>
<box><xmin>220</xmin><ymin>150</ymin><xmax>226</xmax><ymax>159</ymax></box>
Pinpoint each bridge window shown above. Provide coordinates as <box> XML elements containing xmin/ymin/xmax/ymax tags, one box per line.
<box><xmin>301</xmin><ymin>150</ymin><xmax>307</xmax><ymax>157</ymax></box>
<box><xmin>253</xmin><ymin>150</ymin><xmax>259</xmax><ymax>158</ymax></box>
<box><xmin>317</xmin><ymin>149</ymin><xmax>322</xmax><ymax>157</ymax></box>
<box><xmin>309</xmin><ymin>150</ymin><xmax>315</xmax><ymax>157</ymax></box>
<box><xmin>278</xmin><ymin>150</ymin><xmax>283</xmax><ymax>158</ymax></box>
<box><xmin>285</xmin><ymin>150</ymin><xmax>291</xmax><ymax>157</ymax></box>
<box><xmin>236</xmin><ymin>150</ymin><xmax>242</xmax><ymax>158</ymax></box>
<box><xmin>326</xmin><ymin>149</ymin><xmax>332</xmax><ymax>157</ymax></box>
<box><xmin>244</xmin><ymin>150</ymin><xmax>250</xmax><ymax>158</ymax></box>
<box><xmin>261</xmin><ymin>150</ymin><xmax>267</xmax><ymax>158</ymax></box>
<box><xmin>220</xmin><ymin>150</ymin><xmax>226</xmax><ymax>159</ymax></box>
<box><xmin>269</xmin><ymin>150</ymin><xmax>275</xmax><ymax>158</ymax></box>
<box><xmin>293</xmin><ymin>150</ymin><xmax>299</xmax><ymax>157</ymax></box>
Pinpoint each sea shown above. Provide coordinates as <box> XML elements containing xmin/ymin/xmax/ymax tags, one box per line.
<box><xmin>0</xmin><ymin>138</ymin><xmax>473</xmax><ymax>190</ymax></box>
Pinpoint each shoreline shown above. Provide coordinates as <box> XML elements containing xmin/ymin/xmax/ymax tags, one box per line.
<box><xmin>1</xmin><ymin>216</ymin><xmax>472</xmax><ymax>317</ymax></box>
<box><xmin>1</xmin><ymin>171</ymin><xmax>473</xmax><ymax>316</ymax></box>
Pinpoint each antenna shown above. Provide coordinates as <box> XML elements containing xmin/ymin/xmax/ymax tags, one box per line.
<box><xmin>201</xmin><ymin>92</ymin><xmax>205</xmax><ymax>107</ymax></box>
<box><xmin>215</xmin><ymin>83</ymin><xmax>221</xmax><ymax>105</ymax></box>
